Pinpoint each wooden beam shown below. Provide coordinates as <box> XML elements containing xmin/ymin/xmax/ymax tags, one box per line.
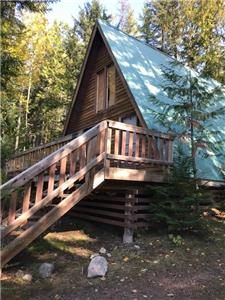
<box><xmin>107</xmin><ymin>153</ymin><xmax>172</xmax><ymax>165</ymax></box>
<box><xmin>106</xmin><ymin>167</ymin><xmax>166</xmax><ymax>183</ymax></box>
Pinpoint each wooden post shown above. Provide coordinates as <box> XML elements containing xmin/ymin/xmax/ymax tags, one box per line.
<box><xmin>123</xmin><ymin>191</ymin><xmax>135</xmax><ymax>243</ymax></box>
<box><xmin>35</xmin><ymin>172</ymin><xmax>44</xmax><ymax>204</ymax></box>
<box><xmin>104</xmin><ymin>125</ymin><xmax>112</xmax><ymax>177</ymax></box>
<box><xmin>8</xmin><ymin>191</ymin><xmax>18</xmax><ymax>225</ymax></box>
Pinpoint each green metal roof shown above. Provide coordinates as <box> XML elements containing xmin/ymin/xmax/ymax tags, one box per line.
<box><xmin>98</xmin><ymin>20</ymin><xmax>225</xmax><ymax>182</ymax></box>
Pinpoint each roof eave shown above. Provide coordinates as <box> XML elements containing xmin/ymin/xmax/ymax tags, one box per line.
<box><xmin>63</xmin><ymin>24</ymin><xmax>98</xmax><ymax>135</ymax></box>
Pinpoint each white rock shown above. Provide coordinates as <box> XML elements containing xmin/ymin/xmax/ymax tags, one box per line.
<box><xmin>90</xmin><ymin>253</ymin><xmax>99</xmax><ymax>260</ymax></box>
<box><xmin>23</xmin><ymin>273</ymin><xmax>32</xmax><ymax>282</ymax></box>
<box><xmin>87</xmin><ymin>256</ymin><xmax>108</xmax><ymax>278</ymax></box>
<box><xmin>16</xmin><ymin>270</ymin><xmax>24</xmax><ymax>277</ymax></box>
<box><xmin>99</xmin><ymin>247</ymin><xmax>107</xmax><ymax>254</ymax></box>
<box><xmin>39</xmin><ymin>263</ymin><xmax>54</xmax><ymax>278</ymax></box>
<box><xmin>134</xmin><ymin>245</ymin><xmax>140</xmax><ymax>250</ymax></box>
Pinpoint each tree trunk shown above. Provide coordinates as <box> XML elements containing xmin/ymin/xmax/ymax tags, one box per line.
<box><xmin>15</xmin><ymin>101</ymin><xmax>22</xmax><ymax>150</ymax></box>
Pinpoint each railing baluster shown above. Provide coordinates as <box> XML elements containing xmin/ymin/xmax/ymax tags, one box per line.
<box><xmin>128</xmin><ymin>132</ymin><xmax>134</xmax><ymax>156</ymax></box>
<box><xmin>35</xmin><ymin>172</ymin><xmax>44</xmax><ymax>203</ymax></box>
<box><xmin>48</xmin><ymin>163</ymin><xmax>56</xmax><ymax>195</ymax></box>
<box><xmin>79</xmin><ymin>144</ymin><xmax>87</xmax><ymax>170</ymax></box>
<box><xmin>106</xmin><ymin>127</ymin><xmax>112</xmax><ymax>155</ymax></box>
<box><xmin>141</xmin><ymin>135</ymin><xmax>146</xmax><ymax>158</ymax></box>
<box><xmin>134</xmin><ymin>133</ymin><xmax>140</xmax><ymax>157</ymax></box>
<box><xmin>99</xmin><ymin>129</ymin><xmax>106</xmax><ymax>154</ymax></box>
<box><xmin>22</xmin><ymin>181</ymin><xmax>32</xmax><ymax>217</ymax></box>
<box><xmin>114</xmin><ymin>129</ymin><xmax>120</xmax><ymax>155</ymax></box>
<box><xmin>121</xmin><ymin>131</ymin><xmax>126</xmax><ymax>156</ymax></box>
<box><xmin>8</xmin><ymin>191</ymin><xmax>18</xmax><ymax>225</ymax></box>
<box><xmin>168</xmin><ymin>140</ymin><xmax>173</xmax><ymax>163</ymax></box>
<box><xmin>70</xmin><ymin>150</ymin><xmax>77</xmax><ymax>177</ymax></box>
<box><xmin>59</xmin><ymin>156</ymin><xmax>67</xmax><ymax>187</ymax></box>
<box><xmin>159</xmin><ymin>138</ymin><xmax>165</xmax><ymax>160</ymax></box>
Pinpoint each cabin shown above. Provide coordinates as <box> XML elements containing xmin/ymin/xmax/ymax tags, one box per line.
<box><xmin>1</xmin><ymin>20</ymin><xmax>224</xmax><ymax>267</ymax></box>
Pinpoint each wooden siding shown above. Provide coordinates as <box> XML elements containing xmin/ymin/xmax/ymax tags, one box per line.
<box><xmin>65</xmin><ymin>31</ymin><xmax>137</xmax><ymax>135</ymax></box>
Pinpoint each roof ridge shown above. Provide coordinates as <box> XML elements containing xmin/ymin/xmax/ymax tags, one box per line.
<box><xmin>97</xmin><ymin>19</ymin><xmax>178</xmax><ymax>63</ymax></box>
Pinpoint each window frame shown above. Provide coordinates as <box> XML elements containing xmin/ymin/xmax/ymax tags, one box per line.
<box><xmin>106</xmin><ymin>64</ymin><xmax>116</xmax><ymax>108</ymax></box>
<box><xmin>96</xmin><ymin>64</ymin><xmax>116</xmax><ymax>113</ymax></box>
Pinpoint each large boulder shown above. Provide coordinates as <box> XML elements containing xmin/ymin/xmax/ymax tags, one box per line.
<box><xmin>87</xmin><ymin>255</ymin><xmax>108</xmax><ymax>278</ymax></box>
<box><xmin>39</xmin><ymin>263</ymin><xmax>54</xmax><ymax>278</ymax></box>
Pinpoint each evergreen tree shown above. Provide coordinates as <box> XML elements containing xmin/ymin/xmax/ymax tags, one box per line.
<box><xmin>150</xmin><ymin>61</ymin><xmax>225</xmax><ymax>186</ymax></box>
<box><xmin>140</xmin><ymin>0</ymin><xmax>181</xmax><ymax>57</ymax></box>
<box><xmin>140</xmin><ymin>0</ymin><xmax>225</xmax><ymax>83</ymax></box>
<box><xmin>73</xmin><ymin>0</ymin><xmax>111</xmax><ymax>46</ymax></box>
<box><xmin>148</xmin><ymin>146</ymin><xmax>204</xmax><ymax>232</ymax></box>
<box><xmin>117</xmin><ymin>0</ymin><xmax>139</xmax><ymax>36</ymax></box>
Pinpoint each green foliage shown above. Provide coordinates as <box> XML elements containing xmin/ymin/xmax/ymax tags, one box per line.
<box><xmin>150</xmin><ymin>61</ymin><xmax>225</xmax><ymax>180</ymax></box>
<box><xmin>117</xmin><ymin>0</ymin><xmax>139</xmax><ymax>36</ymax></box>
<box><xmin>148</xmin><ymin>146</ymin><xmax>206</xmax><ymax>232</ymax></box>
<box><xmin>74</xmin><ymin>0</ymin><xmax>112</xmax><ymax>46</ymax></box>
<box><xmin>168</xmin><ymin>234</ymin><xmax>184</xmax><ymax>246</ymax></box>
<box><xmin>140</xmin><ymin>0</ymin><xmax>225</xmax><ymax>83</ymax></box>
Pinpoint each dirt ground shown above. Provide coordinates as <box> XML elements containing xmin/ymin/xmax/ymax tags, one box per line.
<box><xmin>1</xmin><ymin>216</ymin><xmax>225</xmax><ymax>300</ymax></box>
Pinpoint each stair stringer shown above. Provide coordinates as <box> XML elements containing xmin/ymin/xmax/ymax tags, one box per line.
<box><xmin>1</xmin><ymin>168</ymin><xmax>105</xmax><ymax>267</ymax></box>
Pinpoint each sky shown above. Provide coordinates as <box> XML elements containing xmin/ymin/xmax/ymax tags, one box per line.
<box><xmin>47</xmin><ymin>0</ymin><xmax>145</xmax><ymax>27</ymax></box>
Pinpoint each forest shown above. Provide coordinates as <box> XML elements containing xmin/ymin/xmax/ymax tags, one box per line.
<box><xmin>1</xmin><ymin>0</ymin><xmax>225</xmax><ymax>174</ymax></box>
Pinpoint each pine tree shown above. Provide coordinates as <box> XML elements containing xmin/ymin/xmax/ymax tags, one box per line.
<box><xmin>148</xmin><ymin>145</ymin><xmax>204</xmax><ymax>232</ymax></box>
<box><xmin>140</xmin><ymin>0</ymin><xmax>181</xmax><ymax>57</ymax></box>
<box><xmin>140</xmin><ymin>0</ymin><xmax>225</xmax><ymax>83</ymax></box>
<box><xmin>73</xmin><ymin>0</ymin><xmax>111</xmax><ymax>46</ymax></box>
<box><xmin>150</xmin><ymin>61</ymin><xmax>225</xmax><ymax>186</ymax></box>
<box><xmin>117</xmin><ymin>0</ymin><xmax>139</xmax><ymax>36</ymax></box>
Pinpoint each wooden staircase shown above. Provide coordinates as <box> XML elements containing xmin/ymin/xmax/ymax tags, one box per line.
<box><xmin>1</xmin><ymin>120</ymin><xmax>173</xmax><ymax>268</ymax></box>
<box><xmin>0</xmin><ymin>121</ymin><xmax>107</xmax><ymax>267</ymax></box>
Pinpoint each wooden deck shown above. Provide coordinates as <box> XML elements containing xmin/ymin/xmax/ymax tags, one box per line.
<box><xmin>1</xmin><ymin>120</ymin><xmax>173</xmax><ymax>267</ymax></box>
<box><xmin>6</xmin><ymin>120</ymin><xmax>173</xmax><ymax>177</ymax></box>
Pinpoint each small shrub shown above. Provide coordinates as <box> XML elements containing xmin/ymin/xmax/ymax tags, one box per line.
<box><xmin>147</xmin><ymin>147</ymin><xmax>209</xmax><ymax>233</ymax></box>
<box><xmin>168</xmin><ymin>234</ymin><xmax>184</xmax><ymax>246</ymax></box>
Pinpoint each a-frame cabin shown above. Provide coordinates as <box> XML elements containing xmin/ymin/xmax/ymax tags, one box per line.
<box><xmin>1</xmin><ymin>20</ymin><xmax>224</xmax><ymax>268</ymax></box>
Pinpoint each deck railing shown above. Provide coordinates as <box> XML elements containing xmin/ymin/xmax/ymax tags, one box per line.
<box><xmin>106</xmin><ymin>120</ymin><xmax>173</xmax><ymax>166</ymax></box>
<box><xmin>5</xmin><ymin>133</ymin><xmax>78</xmax><ymax>174</ymax></box>
<box><xmin>5</xmin><ymin>120</ymin><xmax>174</xmax><ymax>175</ymax></box>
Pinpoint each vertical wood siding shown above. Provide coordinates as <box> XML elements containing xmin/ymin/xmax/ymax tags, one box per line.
<box><xmin>66</xmin><ymin>32</ymin><xmax>137</xmax><ymax>134</ymax></box>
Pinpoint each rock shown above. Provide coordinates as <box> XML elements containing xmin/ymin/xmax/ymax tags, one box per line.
<box><xmin>22</xmin><ymin>273</ymin><xmax>33</xmax><ymax>282</ymax></box>
<box><xmin>87</xmin><ymin>256</ymin><xmax>108</xmax><ymax>278</ymax></box>
<box><xmin>90</xmin><ymin>253</ymin><xmax>99</xmax><ymax>259</ymax></box>
<box><xmin>106</xmin><ymin>253</ymin><xmax>111</xmax><ymax>258</ymax></box>
<box><xmin>39</xmin><ymin>263</ymin><xmax>54</xmax><ymax>278</ymax></box>
<box><xmin>16</xmin><ymin>270</ymin><xmax>24</xmax><ymax>278</ymax></box>
<box><xmin>99</xmin><ymin>247</ymin><xmax>106</xmax><ymax>254</ymax></box>
<box><xmin>134</xmin><ymin>244</ymin><xmax>140</xmax><ymax>250</ymax></box>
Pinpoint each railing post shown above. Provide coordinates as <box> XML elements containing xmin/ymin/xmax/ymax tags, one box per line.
<box><xmin>168</xmin><ymin>139</ymin><xmax>173</xmax><ymax>163</ymax></box>
<box><xmin>104</xmin><ymin>121</ymin><xmax>111</xmax><ymax>176</ymax></box>
<box><xmin>8</xmin><ymin>191</ymin><xmax>18</xmax><ymax>225</ymax></box>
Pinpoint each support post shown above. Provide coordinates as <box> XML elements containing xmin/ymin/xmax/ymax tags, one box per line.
<box><xmin>123</xmin><ymin>191</ymin><xmax>135</xmax><ymax>243</ymax></box>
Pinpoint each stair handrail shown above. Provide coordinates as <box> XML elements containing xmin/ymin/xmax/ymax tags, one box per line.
<box><xmin>1</xmin><ymin>152</ymin><xmax>106</xmax><ymax>239</ymax></box>
<box><xmin>1</xmin><ymin>120</ymin><xmax>108</xmax><ymax>193</ymax></box>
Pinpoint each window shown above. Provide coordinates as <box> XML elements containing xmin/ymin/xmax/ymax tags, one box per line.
<box><xmin>107</xmin><ymin>65</ymin><xmax>116</xmax><ymax>107</ymax></box>
<box><xmin>96</xmin><ymin>70</ymin><xmax>105</xmax><ymax>112</ymax></box>
<box><xmin>96</xmin><ymin>65</ymin><xmax>116</xmax><ymax>112</ymax></box>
